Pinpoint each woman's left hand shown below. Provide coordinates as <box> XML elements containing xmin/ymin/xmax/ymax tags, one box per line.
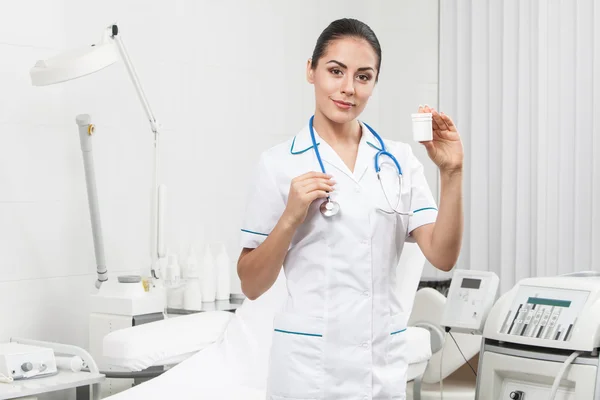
<box><xmin>418</xmin><ymin>105</ymin><xmax>463</xmax><ymax>174</ymax></box>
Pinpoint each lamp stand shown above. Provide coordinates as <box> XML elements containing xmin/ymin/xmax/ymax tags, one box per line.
<box><xmin>76</xmin><ymin>114</ymin><xmax>108</xmax><ymax>289</ymax></box>
<box><xmin>109</xmin><ymin>24</ymin><xmax>165</xmax><ymax>280</ymax></box>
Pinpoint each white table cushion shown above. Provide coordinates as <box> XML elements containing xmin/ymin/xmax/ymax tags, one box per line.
<box><xmin>102</xmin><ymin>311</ymin><xmax>233</xmax><ymax>371</ymax></box>
<box><xmin>406</xmin><ymin>326</ymin><xmax>432</xmax><ymax>365</ymax></box>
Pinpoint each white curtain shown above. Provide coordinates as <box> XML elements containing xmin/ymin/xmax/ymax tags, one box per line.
<box><xmin>438</xmin><ymin>0</ymin><xmax>600</xmax><ymax>293</ymax></box>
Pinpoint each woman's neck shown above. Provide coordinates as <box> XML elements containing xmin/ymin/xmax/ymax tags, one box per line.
<box><xmin>312</xmin><ymin>110</ymin><xmax>361</xmax><ymax>146</ymax></box>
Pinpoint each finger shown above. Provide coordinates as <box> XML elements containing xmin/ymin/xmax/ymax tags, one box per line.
<box><xmin>301</xmin><ymin>171</ymin><xmax>333</xmax><ymax>180</ymax></box>
<box><xmin>436</xmin><ymin>111</ymin><xmax>452</xmax><ymax>132</ymax></box>
<box><xmin>431</xmin><ymin>109</ymin><xmax>445</xmax><ymax>131</ymax></box>
<box><xmin>303</xmin><ymin>182</ymin><xmax>335</xmax><ymax>194</ymax></box>
<box><xmin>430</xmin><ymin>109</ymin><xmax>442</xmax><ymax>131</ymax></box>
<box><xmin>423</xmin><ymin>104</ymin><xmax>432</xmax><ymax>113</ymax></box>
<box><xmin>307</xmin><ymin>190</ymin><xmax>329</xmax><ymax>202</ymax></box>
<box><xmin>293</xmin><ymin>171</ymin><xmax>332</xmax><ymax>183</ymax></box>
<box><xmin>440</xmin><ymin>112</ymin><xmax>457</xmax><ymax>131</ymax></box>
<box><xmin>432</xmin><ymin>126</ymin><xmax>452</xmax><ymax>141</ymax></box>
<box><xmin>418</xmin><ymin>105</ymin><xmax>424</xmax><ymax>113</ymax></box>
<box><xmin>299</xmin><ymin>177</ymin><xmax>336</xmax><ymax>189</ymax></box>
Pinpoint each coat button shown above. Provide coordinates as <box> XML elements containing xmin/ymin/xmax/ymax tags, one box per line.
<box><xmin>361</xmin><ymin>342</ymin><xmax>369</xmax><ymax>348</ymax></box>
<box><xmin>355</xmin><ymin>186</ymin><xmax>362</xmax><ymax>193</ymax></box>
<box><xmin>362</xmin><ymin>290</ymin><xmax>370</xmax><ymax>297</ymax></box>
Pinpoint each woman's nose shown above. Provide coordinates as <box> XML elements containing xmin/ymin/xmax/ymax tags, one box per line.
<box><xmin>340</xmin><ymin>76</ymin><xmax>355</xmax><ymax>96</ymax></box>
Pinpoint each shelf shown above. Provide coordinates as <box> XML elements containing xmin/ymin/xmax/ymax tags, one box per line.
<box><xmin>0</xmin><ymin>370</ymin><xmax>104</xmax><ymax>400</ymax></box>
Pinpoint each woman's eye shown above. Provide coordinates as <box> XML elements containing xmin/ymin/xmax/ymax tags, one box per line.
<box><xmin>331</xmin><ymin>68</ymin><xmax>343</xmax><ymax>75</ymax></box>
<box><xmin>358</xmin><ymin>74</ymin><xmax>372</xmax><ymax>81</ymax></box>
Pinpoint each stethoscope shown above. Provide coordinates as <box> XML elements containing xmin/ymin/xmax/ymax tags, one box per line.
<box><xmin>308</xmin><ymin>115</ymin><xmax>413</xmax><ymax>218</ymax></box>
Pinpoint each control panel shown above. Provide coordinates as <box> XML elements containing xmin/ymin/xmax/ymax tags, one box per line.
<box><xmin>441</xmin><ymin>270</ymin><xmax>500</xmax><ymax>334</ymax></box>
<box><xmin>499</xmin><ymin>285</ymin><xmax>590</xmax><ymax>341</ymax></box>
<box><xmin>0</xmin><ymin>343</ymin><xmax>57</xmax><ymax>380</ymax></box>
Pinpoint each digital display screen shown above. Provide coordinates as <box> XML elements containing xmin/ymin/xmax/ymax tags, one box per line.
<box><xmin>461</xmin><ymin>278</ymin><xmax>481</xmax><ymax>289</ymax></box>
<box><xmin>527</xmin><ymin>297</ymin><xmax>572</xmax><ymax>308</ymax></box>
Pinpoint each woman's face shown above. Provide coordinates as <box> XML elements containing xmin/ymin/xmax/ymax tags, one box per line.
<box><xmin>307</xmin><ymin>36</ymin><xmax>378</xmax><ymax>125</ymax></box>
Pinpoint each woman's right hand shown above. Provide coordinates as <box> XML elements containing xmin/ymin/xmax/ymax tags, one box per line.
<box><xmin>281</xmin><ymin>171</ymin><xmax>336</xmax><ymax>228</ymax></box>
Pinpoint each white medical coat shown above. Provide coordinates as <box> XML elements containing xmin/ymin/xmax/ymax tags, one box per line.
<box><xmin>240</xmin><ymin>121</ymin><xmax>438</xmax><ymax>400</ymax></box>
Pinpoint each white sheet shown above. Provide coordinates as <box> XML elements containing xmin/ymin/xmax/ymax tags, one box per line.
<box><xmin>104</xmin><ymin>327</ymin><xmax>431</xmax><ymax>400</ymax></box>
<box><xmin>105</xmin><ymin>344</ymin><xmax>266</xmax><ymax>399</ymax></box>
<box><xmin>104</xmin><ymin>271</ymin><xmax>433</xmax><ymax>399</ymax></box>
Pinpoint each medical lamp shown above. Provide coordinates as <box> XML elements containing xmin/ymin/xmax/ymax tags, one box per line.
<box><xmin>30</xmin><ymin>25</ymin><xmax>166</xmax><ymax>289</ymax></box>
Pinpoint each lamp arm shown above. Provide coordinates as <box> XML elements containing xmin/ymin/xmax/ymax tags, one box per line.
<box><xmin>109</xmin><ymin>25</ymin><xmax>165</xmax><ymax>278</ymax></box>
<box><xmin>110</xmin><ymin>25</ymin><xmax>158</xmax><ymax>133</ymax></box>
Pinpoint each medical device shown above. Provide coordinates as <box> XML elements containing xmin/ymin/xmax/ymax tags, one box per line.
<box><xmin>308</xmin><ymin>115</ymin><xmax>411</xmax><ymax>217</ymax></box>
<box><xmin>0</xmin><ymin>338</ymin><xmax>104</xmax><ymax>399</ymax></box>
<box><xmin>440</xmin><ymin>269</ymin><xmax>500</xmax><ymax>335</ymax></box>
<box><xmin>30</xmin><ymin>24</ymin><xmax>167</xmax><ymax>285</ymax></box>
<box><xmin>0</xmin><ymin>343</ymin><xmax>57</xmax><ymax>381</ymax></box>
<box><xmin>476</xmin><ymin>272</ymin><xmax>600</xmax><ymax>399</ymax></box>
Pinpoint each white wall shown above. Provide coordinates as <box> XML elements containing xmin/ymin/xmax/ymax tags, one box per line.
<box><xmin>0</xmin><ymin>0</ymin><xmax>439</xmax><ymax>367</ymax></box>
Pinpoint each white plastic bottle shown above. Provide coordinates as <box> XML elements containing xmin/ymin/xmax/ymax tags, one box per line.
<box><xmin>165</xmin><ymin>254</ymin><xmax>183</xmax><ymax>308</ymax></box>
<box><xmin>201</xmin><ymin>244</ymin><xmax>216</xmax><ymax>302</ymax></box>
<box><xmin>165</xmin><ymin>253</ymin><xmax>181</xmax><ymax>286</ymax></box>
<box><xmin>215</xmin><ymin>242</ymin><xmax>231</xmax><ymax>301</ymax></box>
<box><xmin>183</xmin><ymin>246</ymin><xmax>203</xmax><ymax>310</ymax></box>
<box><xmin>183</xmin><ymin>246</ymin><xmax>198</xmax><ymax>277</ymax></box>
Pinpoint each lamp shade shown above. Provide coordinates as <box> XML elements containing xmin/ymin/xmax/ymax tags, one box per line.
<box><xmin>30</xmin><ymin>41</ymin><xmax>118</xmax><ymax>86</ymax></box>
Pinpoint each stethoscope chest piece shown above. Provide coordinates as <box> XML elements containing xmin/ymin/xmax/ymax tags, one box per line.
<box><xmin>320</xmin><ymin>198</ymin><xmax>340</xmax><ymax>217</ymax></box>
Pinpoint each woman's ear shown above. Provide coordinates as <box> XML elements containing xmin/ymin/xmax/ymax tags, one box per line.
<box><xmin>306</xmin><ymin>58</ymin><xmax>315</xmax><ymax>84</ymax></box>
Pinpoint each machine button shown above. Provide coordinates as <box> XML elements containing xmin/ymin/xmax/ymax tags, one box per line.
<box><xmin>509</xmin><ymin>390</ymin><xmax>524</xmax><ymax>400</ymax></box>
<box><xmin>21</xmin><ymin>362</ymin><xmax>33</xmax><ymax>372</ymax></box>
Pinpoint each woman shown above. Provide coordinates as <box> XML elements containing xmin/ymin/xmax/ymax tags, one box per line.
<box><xmin>237</xmin><ymin>18</ymin><xmax>463</xmax><ymax>400</ymax></box>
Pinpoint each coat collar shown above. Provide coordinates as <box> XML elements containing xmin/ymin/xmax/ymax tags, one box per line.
<box><xmin>289</xmin><ymin>119</ymin><xmax>384</xmax><ymax>182</ymax></box>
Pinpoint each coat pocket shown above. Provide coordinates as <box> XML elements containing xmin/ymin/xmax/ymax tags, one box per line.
<box><xmin>267</xmin><ymin>312</ymin><xmax>325</xmax><ymax>400</ymax></box>
<box><xmin>387</xmin><ymin>313</ymin><xmax>409</xmax><ymax>399</ymax></box>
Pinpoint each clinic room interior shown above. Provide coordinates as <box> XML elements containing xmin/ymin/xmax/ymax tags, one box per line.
<box><xmin>1</xmin><ymin>1</ymin><xmax>599</xmax><ymax>399</ymax></box>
